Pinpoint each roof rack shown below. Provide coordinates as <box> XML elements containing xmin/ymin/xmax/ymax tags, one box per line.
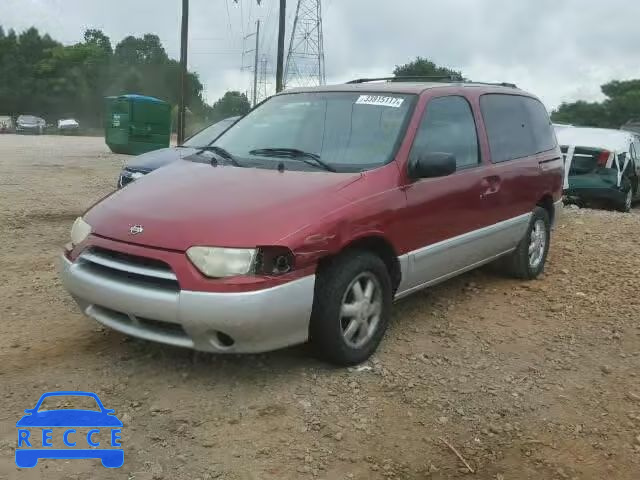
<box><xmin>346</xmin><ymin>75</ymin><xmax>462</xmax><ymax>84</ymax></box>
<box><xmin>467</xmin><ymin>81</ymin><xmax>518</xmax><ymax>88</ymax></box>
<box><xmin>345</xmin><ymin>76</ymin><xmax>518</xmax><ymax>89</ymax></box>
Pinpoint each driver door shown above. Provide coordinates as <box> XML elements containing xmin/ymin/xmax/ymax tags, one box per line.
<box><xmin>399</xmin><ymin>95</ymin><xmax>494</xmax><ymax>294</ymax></box>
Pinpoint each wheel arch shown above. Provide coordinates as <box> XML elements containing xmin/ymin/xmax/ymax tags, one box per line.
<box><xmin>537</xmin><ymin>194</ymin><xmax>555</xmax><ymax>225</ymax></box>
<box><xmin>317</xmin><ymin>235</ymin><xmax>402</xmax><ymax>294</ymax></box>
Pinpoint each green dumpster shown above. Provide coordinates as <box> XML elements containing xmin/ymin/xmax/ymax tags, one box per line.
<box><xmin>105</xmin><ymin>94</ymin><xmax>172</xmax><ymax>155</ymax></box>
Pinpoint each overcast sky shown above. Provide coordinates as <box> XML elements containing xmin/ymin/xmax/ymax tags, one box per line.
<box><xmin>3</xmin><ymin>0</ymin><xmax>640</xmax><ymax>109</ymax></box>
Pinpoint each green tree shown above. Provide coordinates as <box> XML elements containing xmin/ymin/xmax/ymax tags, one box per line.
<box><xmin>84</xmin><ymin>29</ymin><xmax>113</xmax><ymax>56</ymax></box>
<box><xmin>0</xmin><ymin>25</ymin><xmax>212</xmax><ymax>130</ymax></box>
<box><xmin>210</xmin><ymin>91</ymin><xmax>251</xmax><ymax>121</ymax></box>
<box><xmin>393</xmin><ymin>57</ymin><xmax>462</xmax><ymax>80</ymax></box>
<box><xmin>551</xmin><ymin>101</ymin><xmax>610</xmax><ymax>128</ymax></box>
<box><xmin>551</xmin><ymin>79</ymin><xmax>640</xmax><ymax>128</ymax></box>
<box><xmin>114</xmin><ymin>34</ymin><xmax>168</xmax><ymax>65</ymax></box>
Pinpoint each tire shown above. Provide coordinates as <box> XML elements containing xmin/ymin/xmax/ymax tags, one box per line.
<box><xmin>501</xmin><ymin>207</ymin><xmax>550</xmax><ymax>280</ymax></box>
<box><xmin>616</xmin><ymin>178</ymin><xmax>633</xmax><ymax>213</ymax></box>
<box><xmin>310</xmin><ymin>250</ymin><xmax>392</xmax><ymax>366</ymax></box>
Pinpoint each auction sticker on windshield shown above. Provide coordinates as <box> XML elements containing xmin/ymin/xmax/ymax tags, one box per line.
<box><xmin>356</xmin><ymin>95</ymin><xmax>404</xmax><ymax>108</ymax></box>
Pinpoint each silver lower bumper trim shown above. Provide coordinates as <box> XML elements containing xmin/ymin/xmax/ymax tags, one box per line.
<box><xmin>60</xmin><ymin>255</ymin><xmax>316</xmax><ymax>353</ymax></box>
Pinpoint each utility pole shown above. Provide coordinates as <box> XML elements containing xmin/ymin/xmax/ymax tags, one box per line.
<box><xmin>252</xmin><ymin>20</ymin><xmax>260</xmax><ymax>107</ymax></box>
<box><xmin>275</xmin><ymin>0</ymin><xmax>286</xmax><ymax>92</ymax></box>
<box><xmin>178</xmin><ymin>0</ymin><xmax>189</xmax><ymax>145</ymax></box>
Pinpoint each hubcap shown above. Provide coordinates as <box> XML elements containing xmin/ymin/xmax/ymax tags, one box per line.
<box><xmin>528</xmin><ymin>219</ymin><xmax>546</xmax><ymax>269</ymax></box>
<box><xmin>340</xmin><ymin>272</ymin><xmax>382</xmax><ymax>349</ymax></box>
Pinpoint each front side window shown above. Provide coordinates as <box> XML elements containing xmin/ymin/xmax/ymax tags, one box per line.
<box><xmin>213</xmin><ymin>92</ymin><xmax>415</xmax><ymax>172</ymax></box>
<box><xmin>409</xmin><ymin>95</ymin><xmax>480</xmax><ymax>169</ymax></box>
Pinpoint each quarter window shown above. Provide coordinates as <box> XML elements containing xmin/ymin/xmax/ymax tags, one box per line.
<box><xmin>523</xmin><ymin>97</ymin><xmax>557</xmax><ymax>153</ymax></box>
<box><xmin>410</xmin><ymin>96</ymin><xmax>480</xmax><ymax>169</ymax></box>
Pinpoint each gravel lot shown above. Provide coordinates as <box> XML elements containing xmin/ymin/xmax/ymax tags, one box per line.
<box><xmin>1</xmin><ymin>134</ymin><xmax>639</xmax><ymax>480</ymax></box>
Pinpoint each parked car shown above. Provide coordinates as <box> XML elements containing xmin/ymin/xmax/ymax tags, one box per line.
<box><xmin>117</xmin><ymin>116</ymin><xmax>241</xmax><ymax>188</ymax></box>
<box><xmin>60</xmin><ymin>80</ymin><xmax>563</xmax><ymax>366</ymax></box>
<box><xmin>58</xmin><ymin>118</ymin><xmax>80</xmax><ymax>132</ymax></box>
<box><xmin>0</xmin><ymin>115</ymin><xmax>14</xmax><ymax>133</ymax></box>
<box><xmin>16</xmin><ymin>115</ymin><xmax>46</xmax><ymax>134</ymax></box>
<box><xmin>556</xmin><ymin>126</ymin><xmax>640</xmax><ymax>212</ymax></box>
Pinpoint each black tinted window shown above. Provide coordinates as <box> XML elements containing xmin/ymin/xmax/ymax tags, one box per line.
<box><xmin>522</xmin><ymin>97</ymin><xmax>556</xmax><ymax>153</ymax></box>
<box><xmin>410</xmin><ymin>96</ymin><xmax>479</xmax><ymax>169</ymax></box>
<box><xmin>480</xmin><ymin>94</ymin><xmax>535</xmax><ymax>163</ymax></box>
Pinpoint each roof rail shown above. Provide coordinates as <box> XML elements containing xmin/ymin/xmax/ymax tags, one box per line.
<box><xmin>465</xmin><ymin>81</ymin><xmax>518</xmax><ymax>88</ymax></box>
<box><xmin>345</xmin><ymin>76</ymin><xmax>518</xmax><ymax>89</ymax></box>
<box><xmin>346</xmin><ymin>75</ymin><xmax>463</xmax><ymax>84</ymax></box>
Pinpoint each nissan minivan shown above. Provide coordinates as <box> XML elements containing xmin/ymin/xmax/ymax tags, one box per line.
<box><xmin>60</xmin><ymin>80</ymin><xmax>563</xmax><ymax>365</ymax></box>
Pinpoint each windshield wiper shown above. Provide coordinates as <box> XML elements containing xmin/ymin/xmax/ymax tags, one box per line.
<box><xmin>249</xmin><ymin>148</ymin><xmax>336</xmax><ymax>172</ymax></box>
<box><xmin>196</xmin><ymin>145</ymin><xmax>243</xmax><ymax>167</ymax></box>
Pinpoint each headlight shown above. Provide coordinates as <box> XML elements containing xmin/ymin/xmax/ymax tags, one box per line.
<box><xmin>70</xmin><ymin>217</ymin><xmax>92</xmax><ymax>246</ymax></box>
<box><xmin>187</xmin><ymin>247</ymin><xmax>257</xmax><ymax>278</ymax></box>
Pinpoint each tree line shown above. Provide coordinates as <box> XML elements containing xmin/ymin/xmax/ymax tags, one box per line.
<box><xmin>2</xmin><ymin>24</ymin><xmax>636</xmax><ymax>134</ymax></box>
<box><xmin>551</xmin><ymin>80</ymin><xmax>640</xmax><ymax>129</ymax></box>
<box><xmin>0</xmin><ymin>26</ymin><xmax>250</xmax><ymax>131</ymax></box>
<box><xmin>394</xmin><ymin>58</ymin><xmax>639</xmax><ymax>129</ymax></box>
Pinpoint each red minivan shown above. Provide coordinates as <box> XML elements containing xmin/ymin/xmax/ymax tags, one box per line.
<box><xmin>61</xmin><ymin>80</ymin><xmax>563</xmax><ymax>365</ymax></box>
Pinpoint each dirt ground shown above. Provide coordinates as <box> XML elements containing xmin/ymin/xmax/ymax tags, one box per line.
<box><xmin>0</xmin><ymin>134</ymin><xmax>639</xmax><ymax>480</ymax></box>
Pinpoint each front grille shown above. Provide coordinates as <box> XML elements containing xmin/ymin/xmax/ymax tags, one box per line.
<box><xmin>79</xmin><ymin>247</ymin><xmax>179</xmax><ymax>291</ymax></box>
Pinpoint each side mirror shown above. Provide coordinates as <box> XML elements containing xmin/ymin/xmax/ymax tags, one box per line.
<box><xmin>409</xmin><ymin>152</ymin><xmax>457</xmax><ymax>179</ymax></box>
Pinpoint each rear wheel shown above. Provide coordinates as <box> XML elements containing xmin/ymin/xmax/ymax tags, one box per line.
<box><xmin>500</xmin><ymin>207</ymin><xmax>550</xmax><ymax>280</ymax></box>
<box><xmin>310</xmin><ymin>251</ymin><xmax>392</xmax><ymax>366</ymax></box>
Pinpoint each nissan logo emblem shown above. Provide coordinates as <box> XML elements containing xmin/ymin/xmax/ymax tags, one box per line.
<box><xmin>129</xmin><ymin>225</ymin><xmax>144</xmax><ymax>235</ymax></box>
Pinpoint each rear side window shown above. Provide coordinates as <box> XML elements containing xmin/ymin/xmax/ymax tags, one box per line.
<box><xmin>410</xmin><ymin>96</ymin><xmax>479</xmax><ymax>169</ymax></box>
<box><xmin>480</xmin><ymin>94</ymin><xmax>555</xmax><ymax>163</ymax></box>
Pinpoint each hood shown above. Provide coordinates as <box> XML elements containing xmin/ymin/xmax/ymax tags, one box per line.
<box><xmin>124</xmin><ymin>147</ymin><xmax>197</xmax><ymax>172</ymax></box>
<box><xmin>86</xmin><ymin>161</ymin><xmax>363</xmax><ymax>250</ymax></box>
<box><xmin>16</xmin><ymin>410</ymin><xmax>122</xmax><ymax>427</ymax></box>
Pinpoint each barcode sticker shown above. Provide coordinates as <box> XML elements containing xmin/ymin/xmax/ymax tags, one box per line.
<box><xmin>355</xmin><ymin>95</ymin><xmax>404</xmax><ymax>108</ymax></box>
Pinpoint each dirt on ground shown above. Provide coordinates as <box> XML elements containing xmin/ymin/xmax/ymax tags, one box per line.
<box><xmin>0</xmin><ymin>134</ymin><xmax>639</xmax><ymax>480</ymax></box>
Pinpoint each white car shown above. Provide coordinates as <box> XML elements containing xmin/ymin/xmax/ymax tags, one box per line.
<box><xmin>58</xmin><ymin>119</ymin><xmax>80</xmax><ymax>131</ymax></box>
<box><xmin>555</xmin><ymin>126</ymin><xmax>640</xmax><ymax>212</ymax></box>
<box><xmin>0</xmin><ymin>116</ymin><xmax>13</xmax><ymax>133</ymax></box>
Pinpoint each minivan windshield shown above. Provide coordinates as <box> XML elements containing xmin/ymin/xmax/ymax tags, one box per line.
<box><xmin>212</xmin><ymin>92</ymin><xmax>415</xmax><ymax>172</ymax></box>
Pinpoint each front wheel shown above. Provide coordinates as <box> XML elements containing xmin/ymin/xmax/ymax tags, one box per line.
<box><xmin>310</xmin><ymin>251</ymin><xmax>392</xmax><ymax>366</ymax></box>
<box><xmin>501</xmin><ymin>207</ymin><xmax>550</xmax><ymax>280</ymax></box>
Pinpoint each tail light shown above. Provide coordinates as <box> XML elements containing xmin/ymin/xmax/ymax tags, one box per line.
<box><xmin>597</xmin><ymin>150</ymin><xmax>611</xmax><ymax>167</ymax></box>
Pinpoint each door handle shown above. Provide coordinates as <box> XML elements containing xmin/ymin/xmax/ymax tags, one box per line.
<box><xmin>480</xmin><ymin>175</ymin><xmax>501</xmax><ymax>199</ymax></box>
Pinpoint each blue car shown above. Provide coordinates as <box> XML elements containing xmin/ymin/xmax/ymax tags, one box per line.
<box><xmin>118</xmin><ymin>115</ymin><xmax>241</xmax><ymax>188</ymax></box>
<box><xmin>15</xmin><ymin>391</ymin><xmax>123</xmax><ymax>468</ymax></box>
